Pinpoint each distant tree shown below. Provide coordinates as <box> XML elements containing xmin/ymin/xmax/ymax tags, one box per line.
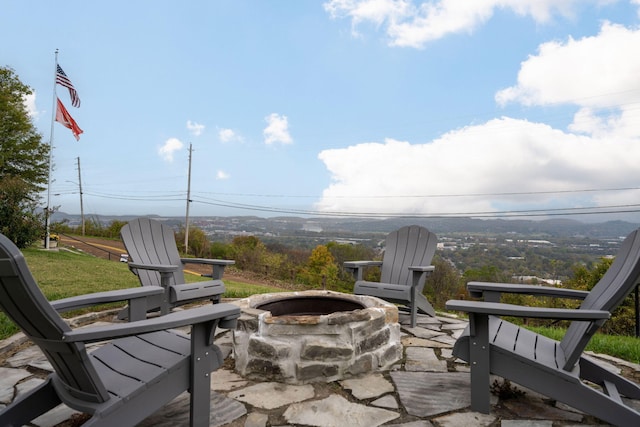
<box><xmin>299</xmin><ymin>245</ymin><xmax>340</xmax><ymax>290</ymax></box>
<box><xmin>0</xmin><ymin>67</ymin><xmax>49</xmax><ymax>247</ymax></box>
<box><xmin>230</xmin><ymin>235</ymin><xmax>268</xmax><ymax>271</ymax></box>
<box><xmin>106</xmin><ymin>220</ymin><xmax>127</xmax><ymax>239</ymax></box>
<box><xmin>326</xmin><ymin>241</ymin><xmax>378</xmax><ymax>283</ymax></box>
<box><xmin>210</xmin><ymin>241</ymin><xmax>233</xmax><ymax>259</ymax></box>
<box><xmin>425</xmin><ymin>257</ymin><xmax>464</xmax><ymax>310</ymax></box>
<box><xmin>462</xmin><ymin>264</ymin><xmax>508</xmax><ymax>284</ymax></box>
<box><xmin>0</xmin><ymin>177</ymin><xmax>43</xmax><ymax>247</ymax></box>
<box><xmin>175</xmin><ymin>226</ymin><xmax>210</xmax><ymax>258</ymax></box>
<box><xmin>564</xmin><ymin>257</ymin><xmax>636</xmax><ymax>335</ymax></box>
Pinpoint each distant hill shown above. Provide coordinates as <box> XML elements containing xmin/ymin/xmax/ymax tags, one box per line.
<box><xmin>51</xmin><ymin>212</ymin><xmax>639</xmax><ymax>240</ymax></box>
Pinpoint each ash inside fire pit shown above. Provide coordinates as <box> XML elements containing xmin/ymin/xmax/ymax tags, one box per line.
<box><xmin>232</xmin><ymin>290</ymin><xmax>402</xmax><ymax>384</ymax></box>
<box><xmin>255</xmin><ymin>296</ymin><xmax>365</xmax><ymax>316</ymax></box>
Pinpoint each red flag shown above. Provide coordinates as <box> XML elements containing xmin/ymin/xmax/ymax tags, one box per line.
<box><xmin>55</xmin><ymin>97</ymin><xmax>83</xmax><ymax>141</ymax></box>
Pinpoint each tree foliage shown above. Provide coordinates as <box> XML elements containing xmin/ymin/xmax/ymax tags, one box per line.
<box><xmin>425</xmin><ymin>257</ymin><xmax>465</xmax><ymax>308</ymax></box>
<box><xmin>299</xmin><ymin>244</ymin><xmax>340</xmax><ymax>290</ymax></box>
<box><xmin>0</xmin><ymin>67</ymin><xmax>49</xmax><ymax>247</ymax></box>
<box><xmin>563</xmin><ymin>257</ymin><xmax>636</xmax><ymax>335</ymax></box>
<box><xmin>0</xmin><ymin>177</ymin><xmax>44</xmax><ymax>247</ymax></box>
<box><xmin>176</xmin><ymin>226</ymin><xmax>210</xmax><ymax>258</ymax></box>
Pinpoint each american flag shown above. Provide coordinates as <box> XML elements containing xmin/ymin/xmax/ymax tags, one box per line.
<box><xmin>56</xmin><ymin>64</ymin><xmax>81</xmax><ymax>108</ymax></box>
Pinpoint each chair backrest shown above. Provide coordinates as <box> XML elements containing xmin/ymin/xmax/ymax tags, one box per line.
<box><xmin>560</xmin><ymin>228</ymin><xmax>640</xmax><ymax>369</ymax></box>
<box><xmin>120</xmin><ymin>218</ymin><xmax>186</xmax><ymax>287</ymax></box>
<box><xmin>380</xmin><ymin>225</ymin><xmax>438</xmax><ymax>289</ymax></box>
<box><xmin>0</xmin><ymin>234</ymin><xmax>109</xmax><ymax>402</ymax></box>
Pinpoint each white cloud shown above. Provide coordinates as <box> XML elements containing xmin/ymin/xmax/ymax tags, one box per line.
<box><xmin>495</xmin><ymin>22</ymin><xmax>640</xmax><ymax>142</ymax></box>
<box><xmin>263</xmin><ymin>113</ymin><xmax>293</xmax><ymax>145</ymax></box>
<box><xmin>496</xmin><ymin>22</ymin><xmax>640</xmax><ymax>108</ymax></box>
<box><xmin>158</xmin><ymin>137</ymin><xmax>184</xmax><ymax>162</ymax></box>
<box><xmin>23</xmin><ymin>92</ymin><xmax>38</xmax><ymax>120</ymax></box>
<box><xmin>316</xmin><ymin>117</ymin><xmax>640</xmax><ymax>216</ymax></box>
<box><xmin>186</xmin><ymin>120</ymin><xmax>205</xmax><ymax>136</ymax></box>
<box><xmin>324</xmin><ymin>0</ymin><xmax>580</xmax><ymax>48</ymax></box>
<box><xmin>216</xmin><ymin>170</ymin><xmax>230</xmax><ymax>180</ymax></box>
<box><xmin>219</xmin><ymin>128</ymin><xmax>243</xmax><ymax>143</ymax></box>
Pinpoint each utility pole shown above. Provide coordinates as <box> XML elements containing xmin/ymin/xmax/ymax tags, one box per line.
<box><xmin>184</xmin><ymin>143</ymin><xmax>193</xmax><ymax>254</ymax></box>
<box><xmin>76</xmin><ymin>157</ymin><xmax>85</xmax><ymax>235</ymax></box>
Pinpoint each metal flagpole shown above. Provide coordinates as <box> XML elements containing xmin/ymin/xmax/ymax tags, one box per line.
<box><xmin>45</xmin><ymin>49</ymin><xmax>59</xmax><ymax>249</ymax></box>
<box><xmin>184</xmin><ymin>143</ymin><xmax>193</xmax><ymax>254</ymax></box>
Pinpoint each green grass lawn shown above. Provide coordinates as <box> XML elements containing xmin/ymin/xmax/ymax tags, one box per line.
<box><xmin>529</xmin><ymin>326</ymin><xmax>640</xmax><ymax>364</ymax></box>
<box><xmin>0</xmin><ymin>246</ymin><xmax>283</xmax><ymax>340</ymax></box>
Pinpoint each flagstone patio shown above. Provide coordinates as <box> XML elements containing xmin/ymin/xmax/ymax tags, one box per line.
<box><xmin>1</xmin><ymin>305</ymin><xmax>639</xmax><ymax>426</ymax></box>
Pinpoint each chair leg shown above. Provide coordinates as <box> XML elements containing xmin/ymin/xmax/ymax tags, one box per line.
<box><xmin>410</xmin><ymin>286</ymin><xmax>418</xmax><ymax>328</ymax></box>
<box><xmin>580</xmin><ymin>356</ymin><xmax>640</xmax><ymax>399</ymax></box>
<box><xmin>190</xmin><ymin>322</ymin><xmax>215</xmax><ymax>427</ymax></box>
<box><xmin>415</xmin><ymin>293</ymin><xmax>436</xmax><ymax>317</ymax></box>
<box><xmin>468</xmin><ymin>313</ymin><xmax>491</xmax><ymax>413</ymax></box>
<box><xmin>0</xmin><ymin>377</ymin><xmax>62</xmax><ymax>426</ymax></box>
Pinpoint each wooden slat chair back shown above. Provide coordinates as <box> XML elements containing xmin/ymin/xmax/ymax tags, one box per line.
<box><xmin>121</xmin><ymin>217</ymin><xmax>187</xmax><ymax>289</ymax></box>
<box><xmin>380</xmin><ymin>225</ymin><xmax>437</xmax><ymax>288</ymax></box>
<box><xmin>346</xmin><ymin>225</ymin><xmax>438</xmax><ymax>327</ymax></box>
<box><xmin>560</xmin><ymin>228</ymin><xmax>640</xmax><ymax>369</ymax></box>
<box><xmin>0</xmin><ymin>238</ymin><xmax>109</xmax><ymax>403</ymax></box>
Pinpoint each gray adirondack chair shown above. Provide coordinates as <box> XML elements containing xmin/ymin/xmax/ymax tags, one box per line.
<box><xmin>120</xmin><ymin>217</ymin><xmax>235</xmax><ymax>316</ymax></box>
<box><xmin>446</xmin><ymin>229</ymin><xmax>640</xmax><ymax>426</ymax></box>
<box><xmin>345</xmin><ymin>225</ymin><xmax>438</xmax><ymax>328</ymax></box>
<box><xmin>0</xmin><ymin>233</ymin><xmax>241</xmax><ymax>427</ymax></box>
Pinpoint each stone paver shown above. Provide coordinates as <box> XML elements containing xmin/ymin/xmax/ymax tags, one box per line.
<box><xmin>227</xmin><ymin>382</ymin><xmax>315</xmax><ymax>410</ymax></box>
<box><xmin>32</xmin><ymin>403</ymin><xmax>79</xmax><ymax>427</ymax></box>
<box><xmin>433</xmin><ymin>411</ymin><xmax>496</xmax><ymax>427</ymax></box>
<box><xmin>391</xmin><ymin>371</ymin><xmax>472</xmax><ymax>417</ymax></box>
<box><xmin>371</xmin><ymin>394</ymin><xmax>399</xmax><ymax>409</ymax></box>
<box><xmin>501</xmin><ymin>397</ymin><xmax>584</xmax><ymax>423</ymax></box>
<box><xmin>243</xmin><ymin>412</ymin><xmax>269</xmax><ymax>427</ymax></box>
<box><xmin>0</xmin><ymin>367</ymin><xmax>31</xmax><ymax>403</ymax></box>
<box><xmin>402</xmin><ymin>327</ymin><xmax>444</xmax><ymax>340</ymax></box>
<box><xmin>340</xmin><ymin>373</ymin><xmax>395</xmax><ymax>399</ymax></box>
<box><xmin>210</xmin><ymin>368</ymin><xmax>249</xmax><ymax>391</ymax></box>
<box><xmin>283</xmin><ymin>394</ymin><xmax>399</xmax><ymax>427</ymax></box>
<box><xmin>500</xmin><ymin>421</ymin><xmax>553</xmax><ymax>427</ymax></box>
<box><xmin>138</xmin><ymin>391</ymin><xmax>247</xmax><ymax>427</ymax></box>
<box><xmin>404</xmin><ymin>347</ymin><xmax>448</xmax><ymax>372</ymax></box>
<box><xmin>385</xmin><ymin>421</ymin><xmax>434</xmax><ymax>427</ymax></box>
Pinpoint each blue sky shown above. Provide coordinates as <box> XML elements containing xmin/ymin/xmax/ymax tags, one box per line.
<box><xmin>4</xmin><ymin>1</ymin><xmax>640</xmax><ymax>221</ymax></box>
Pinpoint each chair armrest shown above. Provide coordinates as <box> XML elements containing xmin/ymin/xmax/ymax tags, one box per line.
<box><xmin>51</xmin><ymin>286</ymin><xmax>165</xmax><ymax>313</ymax></box>
<box><xmin>445</xmin><ymin>299</ymin><xmax>610</xmax><ymax>321</ymax></box>
<box><xmin>344</xmin><ymin>261</ymin><xmax>382</xmax><ymax>281</ymax></box>
<box><xmin>467</xmin><ymin>281</ymin><xmax>589</xmax><ymax>302</ymax></box>
<box><xmin>344</xmin><ymin>261</ymin><xmax>382</xmax><ymax>268</ymax></box>
<box><xmin>409</xmin><ymin>265</ymin><xmax>435</xmax><ymax>273</ymax></box>
<box><xmin>128</xmin><ymin>262</ymin><xmax>178</xmax><ymax>274</ymax></box>
<box><xmin>62</xmin><ymin>303</ymin><xmax>241</xmax><ymax>343</ymax></box>
<box><xmin>181</xmin><ymin>258</ymin><xmax>235</xmax><ymax>280</ymax></box>
<box><xmin>181</xmin><ymin>258</ymin><xmax>235</xmax><ymax>266</ymax></box>
<box><xmin>409</xmin><ymin>265</ymin><xmax>435</xmax><ymax>289</ymax></box>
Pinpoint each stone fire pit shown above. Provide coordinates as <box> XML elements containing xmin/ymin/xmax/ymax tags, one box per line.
<box><xmin>232</xmin><ymin>290</ymin><xmax>402</xmax><ymax>384</ymax></box>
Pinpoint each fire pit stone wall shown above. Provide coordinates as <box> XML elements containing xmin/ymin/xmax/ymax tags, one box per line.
<box><xmin>231</xmin><ymin>290</ymin><xmax>402</xmax><ymax>384</ymax></box>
